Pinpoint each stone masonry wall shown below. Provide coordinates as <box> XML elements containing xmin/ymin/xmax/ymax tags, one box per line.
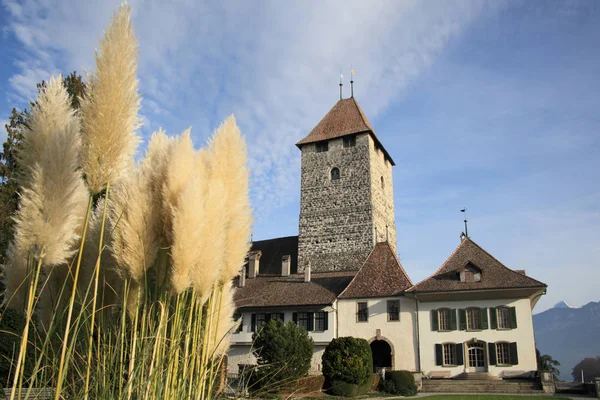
<box><xmin>298</xmin><ymin>133</ymin><xmax>374</xmax><ymax>272</ymax></box>
<box><xmin>369</xmin><ymin>137</ymin><xmax>397</xmax><ymax>253</ymax></box>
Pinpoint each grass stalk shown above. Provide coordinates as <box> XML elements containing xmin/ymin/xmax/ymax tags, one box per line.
<box><xmin>53</xmin><ymin>195</ymin><xmax>94</xmax><ymax>400</ymax></box>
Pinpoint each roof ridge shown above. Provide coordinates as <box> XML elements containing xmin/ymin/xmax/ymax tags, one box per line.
<box><xmin>465</xmin><ymin>238</ymin><xmax>547</xmax><ymax>287</ymax></box>
<box><xmin>350</xmin><ymin>97</ymin><xmax>372</xmax><ymax>132</ymax></box>
<box><xmin>382</xmin><ymin>241</ymin><xmax>414</xmax><ymax>286</ymax></box>
<box><xmin>408</xmin><ymin>238</ymin><xmax>468</xmax><ymax>291</ymax></box>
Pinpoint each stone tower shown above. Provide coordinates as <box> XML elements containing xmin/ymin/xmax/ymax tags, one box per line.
<box><xmin>296</xmin><ymin>97</ymin><xmax>396</xmax><ymax>273</ymax></box>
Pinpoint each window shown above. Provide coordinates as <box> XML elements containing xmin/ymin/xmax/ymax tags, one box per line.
<box><xmin>256</xmin><ymin>313</ymin><xmax>267</xmax><ymax>328</ymax></box>
<box><xmin>387</xmin><ymin>300</ymin><xmax>400</xmax><ymax>321</ymax></box>
<box><xmin>297</xmin><ymin>312</ymin><xmax>309</xmax><ymax>330</ymax></box>
<box><xmin>496</xmin><ymin>307</ymin><xmax>511</xmax><ymax>329</ymax></box>
<box><xmin>343</xmin><ymin>136</ymin><xmax>356</xmax><ymax>148</ymax></box>
<box><xmin>438</xmin><ymin>309</ymin><xmax>451</xmax><ymax>331</ymax></box>
<box><xmin>331</xmin><ymin>167</ymin><xmax>340</xmax><ymax>180</ymax></box>
<box><xmin>314</xmin><ymin>312</ymin><xmax>326</xmax><ymax>331</ymax></box>
<box><xmin>443</xmin><ymin>343</ymin><xmax>457</xmax><ymax>366</ymax></box>
<box><xmin>466</xmin><ymin>308</ymin><xmax>481</xmax><ymax>330</ymax></box>
<box><xmin>271</xmin><ymin>313</ymin><xmax>284</xmax><ymax>322</ymax></box>
<box><xmin>316</xmin><ymin>142</ymin><xmax>328</xmax><ymax>152</ymax></box>
<box><xmin>496</xmin><ymin>342</ymin><xmax>511</xmax><ymax>365</ymax></box>
<box><xmin>357</xmin><ymin>302</ymin><xmax>368</xmax><ymax>322</ymax></box>
<box><xmin>233</xmin><ymin>312</ymin><xmax>243</xmax><ymax>333</ymax></box>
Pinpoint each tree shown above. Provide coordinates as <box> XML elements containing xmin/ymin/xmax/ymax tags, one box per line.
<box><xmin>571</xmin><ymin>356</ymin><xmax>600</xmax><ymax>383</ymax></box>
<box><xmin>321</xmin><ymin>337</ymin><xmax>373</xmax><ymax>397</ymax></box>
<box><xmin>536</xmin><ymin>348</ymin><xmax>560</xmax><ymax>378</ymax></box>
<box><xmin>250</xmin><ymin>319</ymin><xmax>314</xmax><ymax>393</ymax></box>
<box><xmin>0</xmin><ymin>72</ymin><xmax>85</xmax><ymax>268</ymax></box>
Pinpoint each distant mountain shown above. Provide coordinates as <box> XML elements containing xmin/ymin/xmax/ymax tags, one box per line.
<box><xmin>534</xmin><ymin>301</ymin><xmax>600</xmax><ymax>381</ymax></box>
<box><xmin>553</xmin><ymin>301</ymin><xmax>576</xmax><ymax>309</ymax></box>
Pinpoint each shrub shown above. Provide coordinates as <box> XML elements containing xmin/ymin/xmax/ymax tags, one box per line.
<box><xmin>379</xmin><ymin>370</ymin><xmax>418</xmax><ymax>396</ymax></box>
<box><xmin>329</xmin><ymin>376</ymin><xmax>373</xmax><ymax>397</ymax></box>
<box><xmin>322</xmin><ymin>337</ymin><xmax>373</xmax><ymax>386</ymax></box>
<box><xmin>250</xmin><ymin>320</ymin><xmax>314</xmax><ymax>394</ymax></box>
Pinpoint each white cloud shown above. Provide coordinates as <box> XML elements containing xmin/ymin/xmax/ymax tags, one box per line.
<box><xmin>1</xmin><ymin>0</ymin><xmax>493</xmax><ymax>215</ymax></box>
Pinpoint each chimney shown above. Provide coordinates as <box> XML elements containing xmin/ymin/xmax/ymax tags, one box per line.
<box><xmin>238</xmin><ymin>266</ymin><xmax>246</xmax><ymax>288</ymax></box>
<box><xmin>248</xmin><ymin>250</ymin><xmax>261</xmax><ymax>279</ymax></box>
<box><xmin>282</xmin><ymin>255</ymin><xmax>291</xmax><ymax>277</ymax></box>
<box><xmin>304</xmin><ymin>260</ymin><xmax>311</xmax><ymax>283</ymax></box>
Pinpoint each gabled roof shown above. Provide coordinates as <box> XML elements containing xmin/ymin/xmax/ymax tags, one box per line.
<box><xmin>296</xmin><ymin>97</ymin><xmax>395</xmax><ymax>165</ymax></box>
<box><xmin>249</xmin><ymin>236</ymin><xmax>298</xmax><ymax>275</ymax></box>
<box><xmin>338</xmin><ymin>242</ymin><xmax>413</xmax><ymax>299</ymax></box>
<box><xmin>234</xmin><ymin>271</ymin><xmax>356</xmax><ymax>309</ymax></box>
<box><xmin>408</xmin><ymin>238</ymin><xmax>547</xmax><ymax>293</ymax></box>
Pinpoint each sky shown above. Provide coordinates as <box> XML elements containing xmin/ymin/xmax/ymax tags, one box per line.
<box><xmin>0</xmin><ymin>0</ymin><xmax>598</xmax><ymax>313</ymax></box>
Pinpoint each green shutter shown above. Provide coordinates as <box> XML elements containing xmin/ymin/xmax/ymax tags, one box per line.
<box><xmin>488</xmin><ymin>343</ymin><xmax>497</xmax><ymax>366</ymax></box>
<box><xmin>265</xmin><ymin>313</ymin><xmax>271</xmax><ymax>322</ymax></box>
<box><xmin>490</xmin><ymin>307</ymin><xmax>497</xmax><ymax>329</ymax></box>
<box><xmin>292</xmin><ymin>312</ymin><xmax>298</xmax><ymax>325</ymax></box>
<box><xmin>279</xmin><ymin>313</ymin><xmax>285</xmax><ymax>321</ymax></box>
<box><xmin>459</xmin><ymin>309</ymin><xmax>467</xmax><ymax>330</ymax></box>
<box><xmin>435</xmin><ymin>344</ymin><xmax>443</xmax><ymax>366</ymax></box>
<box><xmin>509</xmin><ymin>307</ymin><xmax>518</xmax><ymax>329</ymax></box>
<box><xmin>509</xmin><ymin>342</ymin><xmax>519</xmax><ymax>365</ymax></box>
<box><xmin>307</xmin><ymin>312</ymin><xmax>314</xmax><ymax>331</ymax></box>
<box><xmin>251</xmin><ymin>314</ymin><xmax>256</xmax><ymax>332</ymax></box>
<box><xmin>323</xmin><ymin>312</ymin><xmax>329</xmax><ymax>331</ymax></box>
<box><xmin>450</xmin><ymin>309</ymin><xmax>457</xmax><ymax>330</ymax></box>
<box><xmin>455</xmin><ymin>343</ymin><xmax>464</xmax><ymax>365</ymax></box>
<box><xmin>481</xmin><ymin>308</ymin><xmax>489</xmax><ymax>329</ymax></box>
<box><xmin>431</xmin><ymin>309</ymin><xmax>439</xmax><ymax>331</ymax></box>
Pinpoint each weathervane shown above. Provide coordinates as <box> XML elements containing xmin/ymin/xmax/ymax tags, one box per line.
<box><xmin>461</xmin><ymin>208</ymin><xmax>468</xmax><ymax>238</ymax></box>
<box><xmin>339</xmin><ymin>69</ymin><xmax>344</xmax><ymax>100</ymax></box>
<box><xmin>350</xmin><ymin>66</ymin><xmax>355</xmax><ymax>98</ymax></box>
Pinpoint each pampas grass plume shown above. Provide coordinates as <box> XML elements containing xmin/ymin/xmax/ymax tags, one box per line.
<box><xmin>80</xmin><ymin>3</ymin><xmax>141</xmax><ymax>193</ymax></box>
<box><xmin>208</xmin><ymin>116</ymin><xmax>252</xmax><ymax>283</ymax></box>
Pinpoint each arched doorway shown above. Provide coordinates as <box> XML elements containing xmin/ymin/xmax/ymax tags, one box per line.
<box><xmin>466</xmin><ymin>341</ymin><xmax>487</xmax><ymax>372</ymax></box>
<box><xmin>370</xmin><ymin>340</ymin><xmax>392</xmax><ymax>372</ymax></box>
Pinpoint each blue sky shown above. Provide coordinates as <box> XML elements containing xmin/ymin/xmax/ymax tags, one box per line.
<box><xmin>1</xmin><ymin>0</ymin><xmax>598</xmax><ymax>313</ymax></box>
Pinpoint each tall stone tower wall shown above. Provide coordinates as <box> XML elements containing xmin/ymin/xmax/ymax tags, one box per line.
<box><xmin>298</xmin><ymin>133</ymin><xmax>374</xmax><ymax>272</ymax></box>
<box><xmin>297</xmin><ymin>132</ymin><xmax>397</xmax><ymax>273</ymax></box>
<box><xmin>369</xmin><ymin>139</ymin><xmax>397</xmax><ymax>254</ymax></box>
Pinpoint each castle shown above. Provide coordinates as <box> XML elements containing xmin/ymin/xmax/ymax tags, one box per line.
<box><xmin>228</xmin><ymin>93</ymin><xmax>547</xmax><ymax>379</ymax></box>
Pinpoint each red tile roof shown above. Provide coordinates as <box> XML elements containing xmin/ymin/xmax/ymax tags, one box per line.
<box><xmin>296</xmin><ymin>97</ymin><xmax>395</xmax><ymax>165</ymax></box>
<box><xmin>234</xmin><ymin>271</ymin><xmax>356</xmax><ymax>309</ymax></box>
<box><xmin>408</xmin><ymin>238</ymin><xmax>546</xmax><ymax>293</ymax></box>
<box><xmin>338</xmin><ymin>242</ymin><xmax>413</xmax><ymax>299</ymax></box>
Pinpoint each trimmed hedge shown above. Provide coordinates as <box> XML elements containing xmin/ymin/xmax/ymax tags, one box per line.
<box><xmin>329</xmin><ymin>375</ymin><xmax>373</xmax><ymax>397</ymax></box>
<box><xmin>322</xmin><ymin>337</ymin><xmax>373</xmax><ymax>386</ymax></box>
<box><xmin>379</xmin><ymin>370</ymin><xmax>417</xmax><ymax>396</ymax></box>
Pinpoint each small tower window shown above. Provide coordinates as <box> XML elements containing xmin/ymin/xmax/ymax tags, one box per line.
<box><xmin>316</xmin><ymin>142</ymin><xmax>329</xmax><ymax>153</ymax></box>
<box><xmin>381</xmin><ymin>176</ymin><xmax>384</xmax><ymax>189</ymax></box>
<box><xmin>343</xmin><ymin>136</ymin><xmax>356</xmax><ymax>148</ymax></box>
<box><xmin>331</xmin><ymin>167</ymin><xmax>340</xmax><ymax>180</ymax></box>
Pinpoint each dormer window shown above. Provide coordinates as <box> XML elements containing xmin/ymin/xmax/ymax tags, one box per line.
<box><xmin>343</xmin><ymin>136</ymin><xmax>356</xmax><ymax>148</ymax></box>
<box><xmin>331</xmin><ymin>167</ymin><xmax>340</xmax><ymax>180</ymax></box>
<box><xmin>316</xmin><ymin>142</ymin><xmax>328</xmax><ymax>152</ymax></box>
<box><xmin>458</xmin><ymin>262</ymin><xmax>481</xmax><ymax>282</ymax></box>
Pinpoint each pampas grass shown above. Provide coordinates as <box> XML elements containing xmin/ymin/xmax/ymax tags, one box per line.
<box><xmin>2</xmin><ymin>3</ymin><xmax>253</xmax><ymax>400</ymax></box>
<box><xmin>80</xmin><ymin>3</ymin><xmax>140</xmax><ymax>194</ymax></box>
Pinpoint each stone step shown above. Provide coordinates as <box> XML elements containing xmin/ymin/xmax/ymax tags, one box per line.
<box><xmin>422</xmin><ymin>380</ymin><xmax>543</xmax><ymax>394</ymax></box>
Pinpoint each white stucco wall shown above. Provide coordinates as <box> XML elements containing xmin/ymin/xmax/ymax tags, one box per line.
<box><xmin>417</xmin><ymin>297</ymin><xmax>537</xmax><ymax>377</ymax></box>
<box><xmin>337</xmin><ymin>296</ymin><xmax>418</xmax><ymax>371</ymax></box>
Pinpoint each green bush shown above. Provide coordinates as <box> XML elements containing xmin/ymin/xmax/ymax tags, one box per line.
<box><xmin>249</xmin><ymin>320</ymin><xmax>314</xmax><ymax>395</ymax></box>
<box><xmin>322</xmin><ymin>337</ymin><xmax>372</xmax><ymax>386</ymax></box>
<box><xmin>379</xmin><ymin>370</ymin><xmax>417</xmax><ymax>396</ymax></box>
<box><xmin>329</xmin><ymin>377</ymin><xmax>372</xmax><ymax>397</ymax></box>
<box><xmin>0</xmin><ymin>307</ymin><xmax>37</xmax><ymax>387</ymax></box>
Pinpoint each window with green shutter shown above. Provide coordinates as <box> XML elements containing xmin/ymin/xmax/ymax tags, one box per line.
<box><xmin>481</xmin><ymin>308</ymin><xmax>489</xmax><ymax>329</ymax></box>
<box><xmin>490</xmin><ymin>307</ymin><xmax>498</xmax><ymax>329</ymax></box>
<box><xmin>459</xmin><ymin>309</ymin><xmax>467</xmax><ymax>330</ymax></box>
<box><xmin>509</xmin><ymin>342</ymin><xmax>519</xmax><ymax>364</ymax></box>
<box><xmin>509</xmin><ymin>307</ymin><xmax>518</xmax><ymax>328</ymax></box>
<box><xmin>450</xmin><ymin>309</ymin><xmax>458</xmax><ymax>330</ymax></box>
<box><xmin>431</xmin><ymin>309</ymin><xmax>439</xmax><ymax>331</ymax></box>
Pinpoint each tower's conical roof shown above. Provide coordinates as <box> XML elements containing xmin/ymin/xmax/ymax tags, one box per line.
<box><xmin>296</xmin><ymin>97</ymin><xmax>395</xmax><ymax>165</ymax></box>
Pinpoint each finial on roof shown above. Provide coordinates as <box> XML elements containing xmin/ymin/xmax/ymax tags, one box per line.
<box><xmin>339</xmin><ymin>70</ymin><xmax>343</xmax><ymax>100</ymax></box>
<box><xmin>460</xmin><ymin>208</ymin><xmax>468</xmax><ymax>238</ymax></box>
<box><xmin>350</xmin><ymin>67</ymin><xmax>355</xmax><ymax>98</ymax></box>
